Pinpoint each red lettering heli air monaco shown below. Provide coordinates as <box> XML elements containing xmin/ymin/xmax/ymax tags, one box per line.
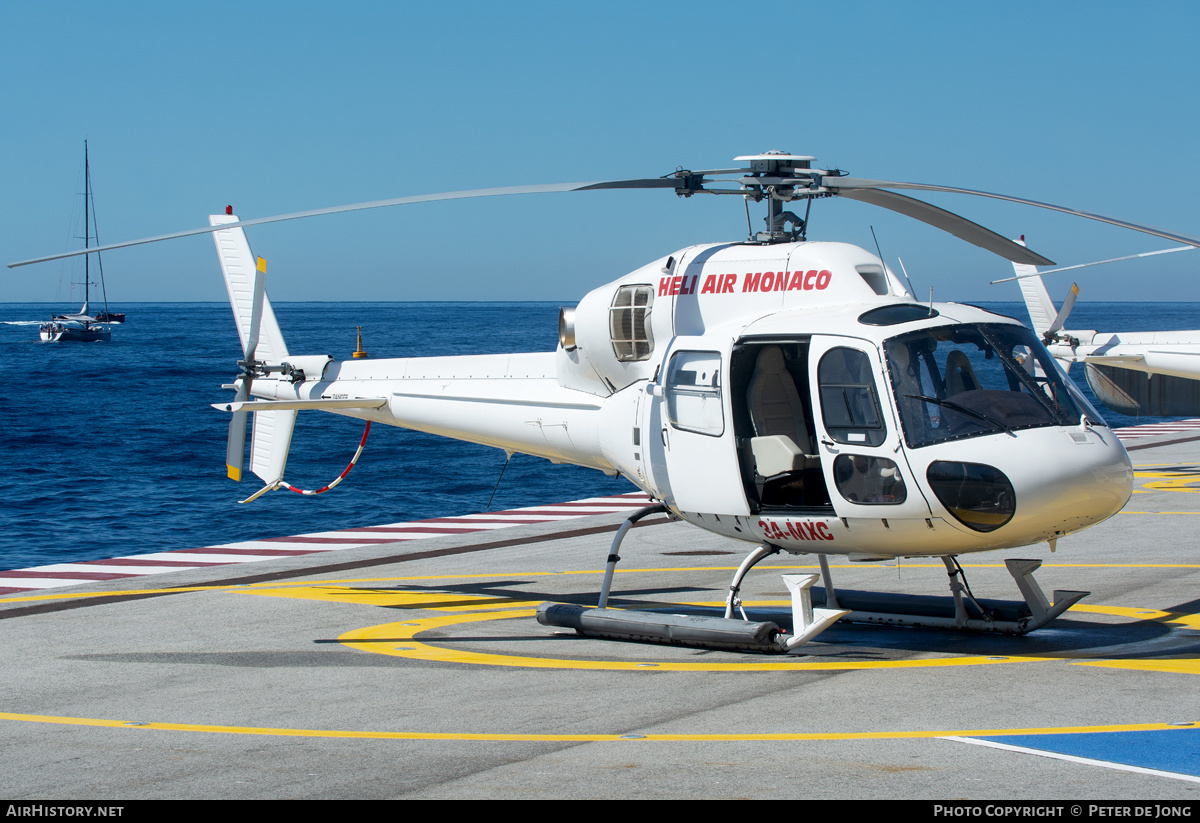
<box><xmin>663</xmin><ymin>270</ymin><xmax>832</xmax><ymax>297</ymax></box>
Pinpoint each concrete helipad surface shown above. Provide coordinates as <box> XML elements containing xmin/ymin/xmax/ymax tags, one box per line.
<box><xmin>2</xmin><ymin>433</ymin><xmax>1200</xmax><ymax>800</ymax></box>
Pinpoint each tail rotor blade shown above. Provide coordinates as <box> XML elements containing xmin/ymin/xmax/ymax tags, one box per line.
<box><xmin>224</xmin><ymin>375</ymin><xmax>252</xmax><ymax>481</ymax></box>
<box><xmin>226</xmin><ymin>408</ymin><xmax>248</xmax><ymax>481</ymax></box>
<box><xmin>245</xmin><ymin>256</ymin><xmax>266</xmax><ymax>363</ymax></box>
<box><xmin>1046</xmin><ymin>283</ymin><xmax>1080</xmax><ymax>337</ymax></box>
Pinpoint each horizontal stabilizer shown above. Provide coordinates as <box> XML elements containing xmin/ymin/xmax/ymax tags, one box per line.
<box><xmin>1086</xmin><ymin>363</ymin><xmax>1200</xmax><ymax>416</ymax></box>
<box><xmin>1085</xmin><ymin>354</ymin><xmax>1147</xmax><ymax>364</ymax></box>
<box><xmin>212</xmin><ymin>398</ymin><xmax>388</xmax><ymax>413</ymax></box>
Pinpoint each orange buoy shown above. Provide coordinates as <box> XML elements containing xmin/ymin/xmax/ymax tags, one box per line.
<box><xmin>352</xmin><ymin>326</ymin><xmax>368</xmax><ymax>359</ymax></box>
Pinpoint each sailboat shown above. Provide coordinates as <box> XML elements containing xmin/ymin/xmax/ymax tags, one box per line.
<box><xmin>40</xmin><ymin>142</ymin><xmax>119</xmax><ymax>342</ymax></box>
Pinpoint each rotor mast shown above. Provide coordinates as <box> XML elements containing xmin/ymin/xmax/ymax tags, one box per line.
<box><xmin>685</xmin><ymin>151</ymin><xmax>846</xmax><ymax>245</ymax></box>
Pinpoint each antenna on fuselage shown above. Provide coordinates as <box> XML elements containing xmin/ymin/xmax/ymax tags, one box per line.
<box><xmin>869</xmin><ymin>225</ymin><xmax>887</xmax><ymax>271</ymax></box>
<box><xmin>897</xmin><ymin>257</ymin><xmax>917</xmax><ymax>300</ymax></box>
<box><xmin>870</xmin><ymin>226</ymin><xmax>916</xmax><ymax>298</ymax></box>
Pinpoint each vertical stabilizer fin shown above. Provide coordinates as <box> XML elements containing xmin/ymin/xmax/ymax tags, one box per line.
<box><xmin>210</xmin><ymin>214</ymin><xmax>289</xmax><ymax>362</ymax></box>
<box><xmin>249</xmin><ymin>409</ymin><xmax>297</xmax><ymax>485</ymax></box>
<box><xmin>212</xmin><ymin>213</ymin><xmax>292</xmax><ymax>483</ymax></box>
<box><xmin>1011</xmin><ymin>256</ymin><xmax>1057</xmax><ymax>336</ymax></box>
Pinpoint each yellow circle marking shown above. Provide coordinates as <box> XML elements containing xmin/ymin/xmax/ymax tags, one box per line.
<box><xmin>1118</xmin><ymin>508</ymin><xmax>1200</xmax><ymax>515</ymax></box>
<box><xmin>1135</xmin><ymin>468</ymin><xmax>1200</xmax><ymax>494</ymax></box>
<box><xmin>0</xmin><ymin>710</ymin><xmax>1196</xmax><ymax>743</ymax></box>
<box><xmin>2</xmin><ymin>571</ymin><xmax>1198</xmax><ymax>741</ymax></box>
<box><xmin>336</xmin><ymin>600</ymin><xmax>1200</xmax><ymax>674</ymax></box>
<box><xmin>4</xmin><ymin>569</ymin><xmax>1198</xmax><ymax>676</ymax></box>
<box><xmin>1143</xmin><ymin>478</ymin><xmax>1200</xmax><ymax>493</ymax></box>
<box><xmin>338</xmin><ymin>607</ymin><xmax>1058</xmax><ymax>672</ymax></box>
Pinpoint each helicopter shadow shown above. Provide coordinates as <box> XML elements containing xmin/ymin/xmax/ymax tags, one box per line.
<box><xmin>340</xmin><ymin>580</ymin><xmax>1199</xmax><ymax>660</ymax></box>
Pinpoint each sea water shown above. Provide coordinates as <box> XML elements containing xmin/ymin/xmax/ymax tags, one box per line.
<box><xmin>1</xmin><ymin>300</ymin><xmax>1195</xmax><ymax>571</ymax></box>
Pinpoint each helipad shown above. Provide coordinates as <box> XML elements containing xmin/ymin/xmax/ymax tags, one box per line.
<box><xmin>2</xmin><ymin>431</ymin><xmax>1200</xmax><ymax>799</ymax></box>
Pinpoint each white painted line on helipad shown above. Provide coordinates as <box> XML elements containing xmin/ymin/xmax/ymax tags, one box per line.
<box><xmin>943</xmin><ymin>735</ymin><xmax>1200</xmax><ymax>784</ymax></box>
<box><xmin>0</xmin><ymin>492</ymin><xmax>654</xmax><ymax>595</ymax></box>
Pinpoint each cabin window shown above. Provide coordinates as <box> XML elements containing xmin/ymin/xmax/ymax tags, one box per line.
<box><xmin>610</xmin><ymin>285</ymin><xmax>654</xmax><ymax>361</ymax></box>
<box><xmin>833</xmin><ymin>455</ymin><xmax>907</xmax><ymax>505</ymax></box>
<box><xmin>665</xmin><ymin>350</ymin><xmax>724</xmax><ymax>436</ymax></box>
<box><xmin>818</xmin><ymin>347</ymin><xmax>886</xmax><ymax>446</ymax></box>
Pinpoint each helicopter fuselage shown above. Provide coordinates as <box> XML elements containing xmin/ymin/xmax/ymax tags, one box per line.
<box><xmin>248</xmin><ymin>238</ymin><xmax>1133</xmax><ymax>560</ymax></box>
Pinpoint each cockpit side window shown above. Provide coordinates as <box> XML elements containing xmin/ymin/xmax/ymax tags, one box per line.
<box><xmin>818</xmin><ymin>347</ymin><xmax>886</xmax><ymax>447</ymax></box>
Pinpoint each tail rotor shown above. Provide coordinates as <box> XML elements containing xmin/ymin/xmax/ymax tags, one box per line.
<box><xmin>1043</xmin><ymin>282</ymin><xmax>1080</xmax><ymax>344</ymax></box>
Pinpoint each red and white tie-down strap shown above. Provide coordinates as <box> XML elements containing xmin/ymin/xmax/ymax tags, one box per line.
<box><xmin>281</xmin><ymin>422</ymin><xmax>371</xmax><ymax>496</ymax></box>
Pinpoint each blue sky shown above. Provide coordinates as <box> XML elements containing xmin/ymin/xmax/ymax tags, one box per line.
<box><xmin>3</xmin><ymin>1</ymin><xmax>1198</xmax><ymax>304</ymax></box>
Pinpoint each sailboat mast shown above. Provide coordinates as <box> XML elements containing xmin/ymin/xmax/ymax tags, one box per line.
<box><xmin>83</xmin><ymin>141</ymin><xmax>90</xmax><ymax>319</ymax></box>
<box><xmin>84</xmin><ymin>142</ymin><xmax>110</xmax><ymax>318</ymax></box>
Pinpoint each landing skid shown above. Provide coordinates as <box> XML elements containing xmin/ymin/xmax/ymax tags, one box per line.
<box><xmin>537</xmin><ymin>504</ymin><xmax>848</xmax><ymax>653</ymax></box>
<box><xmin>537</xmin><ymin>573</ymin><xmax>846</xmax><ymax>653</ymax></box>
<box><xmin>816</xmin><ymin>556</ymin><xmax>1089</xmax><ymax>636</ymax></box>
<box><xmin>536</xmin><ymin>506</ymin><xmax>1089</xmax><ymax>654</ymax></box>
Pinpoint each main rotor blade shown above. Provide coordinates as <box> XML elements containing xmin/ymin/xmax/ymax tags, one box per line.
<box><xmin>837</xmin><ymin>188</ymin><xmax>1055</xmax><ymax>265</ymax></box>
<box><xmin>8</xmin><ymin>178</ymin><xmax>683</xmax><ymax>268</ymax></box>
<box><xmin>993</xmin><ymin>244</ymin><xmax>1198</xmax><ymax>282</ymax></box>
<box><xmin>831</xmin><ymin>177</ymin><xmax>1200</xmax><ymax>250</ymax></box>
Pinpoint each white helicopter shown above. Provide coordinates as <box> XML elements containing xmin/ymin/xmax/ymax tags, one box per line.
<box><xmin>13</xmin><ymin>152</ymin><xmax>1200</xmax><ymax>652</ymax></box>
<box><xmin>1001</xmin><ymin>246</ymin><xmax>1200</xmax><ymax>418</ymax></box>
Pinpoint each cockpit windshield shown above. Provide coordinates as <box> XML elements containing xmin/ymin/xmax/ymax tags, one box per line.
<box><xmin>883</xmin><ymin>323</ymin><xmax>1102</xmax><ymax>448</ymax></box>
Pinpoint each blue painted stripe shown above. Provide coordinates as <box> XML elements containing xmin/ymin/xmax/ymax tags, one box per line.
<box><xmin>980</xmin><ymin>729</ymin><xmax>1200</xmax><ymax>777</ymax></box>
